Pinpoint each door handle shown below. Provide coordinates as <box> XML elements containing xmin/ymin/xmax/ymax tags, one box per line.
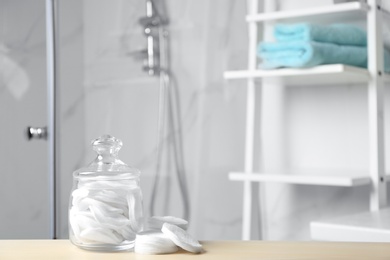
<box><xmin>26</xmin><ymin>126</ymin><xmax>47</xmax><ymax>140</ymax></box>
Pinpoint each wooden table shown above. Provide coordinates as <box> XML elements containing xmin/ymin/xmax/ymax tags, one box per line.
<box><xmin>1</xmin><ymin>240</ymin><xmax>390</xmax><ymax>259</ymax></box>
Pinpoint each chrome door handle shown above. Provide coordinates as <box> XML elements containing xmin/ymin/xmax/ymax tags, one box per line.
<box><xmin>26</xmin><ymin>126</ymin><xmax>48</xmax><ymax>140</ymax></box>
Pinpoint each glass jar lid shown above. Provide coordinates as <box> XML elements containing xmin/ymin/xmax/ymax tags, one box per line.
<box><xmin>73</xmin><ymin>134</ymin><xmax>140</xmax><ymax>180</ymax></box>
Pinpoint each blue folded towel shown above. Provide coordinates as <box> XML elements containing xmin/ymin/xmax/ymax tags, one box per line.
<box><xmin>258</xmin><ymin>41</ymin><xmax>390</xmax><ymax>72</ymax></box>
<box><xmin>274</xmin><ymin>23</ymin><xmax>367</xmax><ymax>46</ymax></box>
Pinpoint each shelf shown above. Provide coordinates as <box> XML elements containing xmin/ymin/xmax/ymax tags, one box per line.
<box><xmin>246</xmin><ymin>2</ymin><xmax>369</xmax><ymax>23</ymax></box>
<box><xmin>224</xmin><ymin>64</ymin><xmax>374</xmax><ymax>86</ymax></box>
<box><xmin>230</xmin><ymin>171</ymin><xmax>390</xmax><ymax>187</ymax></box>
<box><xmin>229</xmin><ymin>171</ymin><xmax>372</xmax><ymax>187</ymax></box>
<box><xmin>311</xmin><ymin>208</ymin><xmax>390</xmax><ymax>242</ymax></box>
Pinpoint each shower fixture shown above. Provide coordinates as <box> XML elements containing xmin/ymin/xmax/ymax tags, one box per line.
<box><xmin>139</xmin><ymin>0</ymin><xmax>163</xmax><ymax>76</ymax></box>
<box><xmin>138</xmin><ymin>0</ymin><xmax>190</xmax><ymax>221</ymax></box>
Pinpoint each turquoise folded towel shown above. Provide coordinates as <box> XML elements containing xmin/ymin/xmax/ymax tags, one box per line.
<box><xmin>258</xmin><ymin>41</ymin><xmax>390</xmax><ymax>72</ymax></box>
<box><xmin>274</xmin><ymin>23</ymin><xmax>367</xmax><ymax>46</ymax></box>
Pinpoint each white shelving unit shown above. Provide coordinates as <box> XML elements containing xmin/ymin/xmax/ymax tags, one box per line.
<box><xmin>225</xmin><ymin>0</ymin><xmax>390</xmax><ymax>241</ymax></box>
<box><xmin>224</xmin><ymin>64</ymin><xmax>390</xmax><ymax>85</ymax></box>
<box><xmin>230</xmin><ymin>171</ymin><xmax>390</xmax><ymax>187</ymax></box>
<box><xmin>229</xmin><ymin>172</ymin><xmax>371</xmax><ymax>187</ymax></box>
<box><xmin>311</xmin><ymin>209</ymin><xmax>390</xmax><ymax>242</ymax></box>
<box><xmin>246</xmin><ymin>1</ymin><xmax>368</xmax><ymax>23</ymax></box>
<box><xmin>225</xmin><ymin>64</ymin><xmax>371</xmax><ymax>85</ymax></box>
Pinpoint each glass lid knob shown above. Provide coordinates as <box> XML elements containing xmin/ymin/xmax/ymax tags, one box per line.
<box><xmin>92</xmin><ymin>134</ymin><xmax>123</xmax><ymax>163</ymax></box>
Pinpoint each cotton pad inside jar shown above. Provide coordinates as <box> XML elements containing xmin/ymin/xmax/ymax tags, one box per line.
<box><xmin>68</xmin><ymin>135</ymin><xmax>144</xmax><ymax>251</ymax></box>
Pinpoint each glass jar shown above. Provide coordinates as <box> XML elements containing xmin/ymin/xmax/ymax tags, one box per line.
<box><xmin>69</xmin><ymin>135</ymin><xmax>144</xmax><ymax>251</ymax></box>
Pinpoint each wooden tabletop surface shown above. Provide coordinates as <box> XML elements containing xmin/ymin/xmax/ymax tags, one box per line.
<box><xmin>1</xmin><ymin>240</ymin><xmax>390</xmax><ymax>259</ymax></box>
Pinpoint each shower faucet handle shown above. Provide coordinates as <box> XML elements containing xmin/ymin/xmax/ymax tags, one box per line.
<box><xmin>139</xmin><ymin>16</ymin><xmax>161</xmax><ymax>27</ymax></box>
<box><xmin>26</xmin><ymin>126</ymin><xmax>47</xmax><ymax>141</ymax></box>
<box><xmin>128</xmin><ymin>49</ymin><xmax>148</xmax><ymax>60</ymax></box>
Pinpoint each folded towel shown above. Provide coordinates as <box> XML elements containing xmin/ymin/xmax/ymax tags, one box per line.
<box><xmin>274</xmin><ymin>23</ymin><xmax>367</xmax><ymax>46</ymax></box>
<box><xmin>258</xmin><ymin>41</ymin><xmax>390</xmax><ymax>72</ymax></box>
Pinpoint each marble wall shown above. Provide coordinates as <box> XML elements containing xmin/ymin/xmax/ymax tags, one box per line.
<box><xmin>57</xmin><ymin>0</ymin><xmax>85</xmax><ymax>238</ymax></box>
<box><xmin>80</xmin><ymin>0</ymin><xmax>248</xmax><ymax>240</ymax></box>
<box><xmin>79</xmin><ymin>0</ymin><xmax>383</xmax><ymax>241</ymax></box>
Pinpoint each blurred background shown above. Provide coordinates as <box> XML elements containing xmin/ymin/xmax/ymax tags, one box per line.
<box><xmin>1</xmin><ymin>0</ymin><xmax>390</xmax><ymax>241</ymax></box>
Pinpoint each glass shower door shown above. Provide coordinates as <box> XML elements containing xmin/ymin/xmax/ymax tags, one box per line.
<box><xmin>0</xmin><ymin>0</ymin><xmax>50</xmax><ymax>238</ymax></box>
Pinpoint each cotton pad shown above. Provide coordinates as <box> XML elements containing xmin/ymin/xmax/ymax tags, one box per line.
<box><xmin>134</xmin><ymin>231</ymin><xmax>178</xmax><ymax>254</ymax></box>
<box><xmin>161</xmin><ymin>223</ymin><xmax>203</xmax><ymax>254</ymax></box>
<box><xmin>79</xmin><ymin>227</ymin><xmax>123</xmax><ymax>245</ymax></box>
<box><xmin>147</xmin><ymin>216</ymin><xmax>188</xmax><ymax>230</ymax></box>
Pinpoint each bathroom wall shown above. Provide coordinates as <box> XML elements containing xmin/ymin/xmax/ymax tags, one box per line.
<box><xmin>3</xmin><ymin>0</ymin><xmax>389</xmax><ymax>241</ymax></box>
<box><xmin>79</xmin><ymin>0</ymin><xmax>248</xmax><ymax>240</ymax></box>
<box><xmin>0</xmin><ymin>0</ymin><xmax>248</xmax><ymax>240</ymax></box>
<box><xmin>57</xmin><ymin>0</ymin><xmax>85</xmax><ymax>238</ymax></box>
<box><xmin>74</xmin><ymin>0</ymin><xmax>390</xmax><ymax>241</ymax></box>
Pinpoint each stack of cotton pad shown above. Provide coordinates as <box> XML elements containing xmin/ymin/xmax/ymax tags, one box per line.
<box><xmin>134</xmin><ymin>216</ymin><xmax>203</xmax><ymax>255</ymax></box>
<box><xmin>69</xmin><ymin>180</ymin><xmax>143</xmax><ymax>245</ymax></box>
<box><xmin>134</xmin><ymin>231</ymin><xmax>178</xmax><ymax>254</ymax></box>
<box><xmin>161</xmin><ymin>223</ymin><xmax>203</xmax><ymax>253</ymax></box>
